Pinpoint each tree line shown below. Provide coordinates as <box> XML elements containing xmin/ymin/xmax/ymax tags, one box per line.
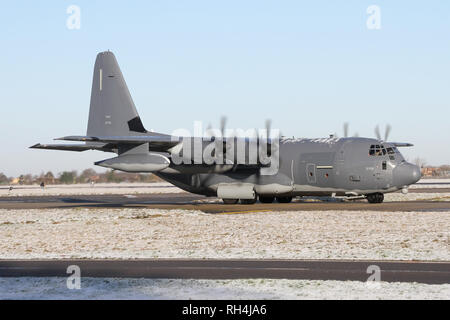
<box><xmin>0</xmin><ymin>169</ymin><xmax>162</xmax><ymax>185</ymax></box>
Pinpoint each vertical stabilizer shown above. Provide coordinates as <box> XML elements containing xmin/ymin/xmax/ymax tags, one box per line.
<box><xmin>87</xmin><ymin>51</ymin><xmax>147</xmax><ymax>137</ymax></box>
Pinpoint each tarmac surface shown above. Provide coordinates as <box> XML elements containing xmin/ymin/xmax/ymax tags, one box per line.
<box><xmin>0</xmin><ymin>192</ymin><xmax>449</xmax><ymax>213</ymax></box>
<box><xmin>0</xmin><ymin>259</ymin><xmax>448</xmax><ymax>284</ymax></box>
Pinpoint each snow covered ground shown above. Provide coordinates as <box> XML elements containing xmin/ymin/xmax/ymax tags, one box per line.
<box><xmin>411</xmin><ymin>178</ymin><xmax>450</xmax><ymax>189</ymax></box>
<box><xmin>384</xmin><ymin>192</ymin><xmax>450</xmax><ymax>202</ymax></box>
<box><xmin>0</xmin><ymin>277</ymin><xmax>448</xmax><ymax>300</ymax></box>
<box><xmin>0</xmin><ymin>182</ymin><xmax>185</xmax><ymax>197</ymax></box>
<box><xmin>0</xmin><ymin>208</ymin><xmax>448</xmax><ymax>260</ymax></box>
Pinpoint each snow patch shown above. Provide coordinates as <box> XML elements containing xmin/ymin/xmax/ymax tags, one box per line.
<box><xmin>0</xmin><ymin>208</ymin><xmax>448</xmax><ymax>261</ymax></box>
<box><xmin>0</xmin><ymin>277</ymin><xmax>448</xmax><ymax>300</ymax></box>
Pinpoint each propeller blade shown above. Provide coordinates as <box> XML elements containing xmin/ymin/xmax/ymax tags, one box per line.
<box><xmin>384</xmin><ymin>124</ymin><xmax>392</xmax><ymax>142</ymax></box>
<box><xmin>343</xmin><ymin>122</ymin><xmax>349</xmax><ymax>138</ymax></box>
<box><xmin>375</xmin><ymin>125</ymin><xmax>381</xmax><ymax>141</ymax></box>
<box><xmin>220</xmin><ymin>116</ymin><xmax>227</xmax><ymax>137</ymax></box>
<box><xmin>265</xmin><ymin>119</ymin><xmax>271</xmax><ymax>140</ymax></box>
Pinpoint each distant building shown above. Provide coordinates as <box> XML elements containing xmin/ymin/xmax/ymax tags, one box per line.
<box><xmin>87</xmin><ymin>175</ymin><xmax>100</xmax><ymax>183</ymax></box>
<box><xmin>421</xmin><ymin>166</ymin><xmax>450</xmax><ymax>177</ymax></box>
<box><xmin>42</xmin><ymin>172</ymin><xmax>56</xmax><ymax>184</ymax></box>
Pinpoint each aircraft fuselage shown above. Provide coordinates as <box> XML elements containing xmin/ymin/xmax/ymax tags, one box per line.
<box><xmin>156</xmin><ymin>137</ymin><xmax>421</xmax><ymax>198</ymax></box>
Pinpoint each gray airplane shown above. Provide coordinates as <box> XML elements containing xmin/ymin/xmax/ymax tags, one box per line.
<box><xmin>31</xmin><ymin>51</ymin><xmax>421</xmax><ymax>204</ymax></box>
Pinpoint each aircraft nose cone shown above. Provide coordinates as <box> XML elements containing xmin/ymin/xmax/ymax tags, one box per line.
<box><xmin>393</xmin><ymin>162</ymin><xmax>421</xmax><ymax>187</ymax></box>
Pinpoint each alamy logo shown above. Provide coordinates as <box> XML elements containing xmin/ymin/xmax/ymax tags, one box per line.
<box><xmin>169</xmin><ymin>122</ymin><xmax>280</xmax><ymax>175</ymax></box>
<box><xmin>366</xmin><ymin>5</ymin><xmax>381</xmax><ymax>30</ymax></box>
<box><xmin>66</xmin><ymin>5</ymin><xmax>81</xmax><ymax>30</ymax></box>
<box><xmin>66</xmin><ymin>265</ymin><xmax>81</xmax><ymax>290</ymax></box>
<box><xmin>366</xmin><ymin>264</ymin><xmax>381</xmax><ymax>288</ymax></box>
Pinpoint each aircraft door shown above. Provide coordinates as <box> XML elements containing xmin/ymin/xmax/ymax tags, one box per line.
<box><xmin>374</xmin><ymin>160</ymin><xmax>391</xmax><ymax>189</ymax></box>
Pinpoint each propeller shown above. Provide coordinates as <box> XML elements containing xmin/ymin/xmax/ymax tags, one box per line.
<box><xmin>265</xmin><ymin>119</ymin><xmax>271</xmax><ymax>141</ymax></box>
<box><xmin>374</xmin><ymin>124</ymin><xmax>391</xmax><ymax>142</ymax></box>
<box><xmin>374</xmin><ymin>125</ymin><xmax>381</xmax><ymax>141</ymax></box>
<box><xmin>384</xmin><ymin>124</ymin><xmax>391</xmax><ymax>142</ymax></box>
<box><xmin>335</xmin><ymin>122</ymin><xmax>358</xmax><ymax>138</ymax></box>
<box><xmin>220</xmin><ymin>116</ymin><xmax>227</xmax><ymax>137</ymax></box>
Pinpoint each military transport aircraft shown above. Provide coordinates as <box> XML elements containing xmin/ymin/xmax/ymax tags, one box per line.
<box><xmin>31</xmin><ymin>51</ymin><xmax>421</xmax><ymax>204</ymax></box>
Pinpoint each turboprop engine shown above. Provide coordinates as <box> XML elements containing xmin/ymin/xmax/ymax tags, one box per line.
<box><xmin>95</xmin><ymin>152</ymin><xmax>170</xmax><ymax>172</ymax></box>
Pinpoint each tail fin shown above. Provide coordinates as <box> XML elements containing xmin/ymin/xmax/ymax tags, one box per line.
<box><xmin>87</xmin><ymin>51</ymin><xmax>147</xmax><ymax>137</ymax></box>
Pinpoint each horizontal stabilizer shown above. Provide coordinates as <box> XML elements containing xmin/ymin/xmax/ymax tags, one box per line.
<box><xmin>56</xmin><ymin>135</ymin><xmax>179</xmax><ymax>151</ymax></box>
<box><xmin>29</xmin><ymin>143</ymin><xmax>106</xmax><ymax>152</ymax></box>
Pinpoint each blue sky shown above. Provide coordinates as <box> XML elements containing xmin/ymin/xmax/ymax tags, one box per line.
<box><xmin>0</xmin><ymin>1</ymin><xmax>449</xmax><ymax>176</ymax></box>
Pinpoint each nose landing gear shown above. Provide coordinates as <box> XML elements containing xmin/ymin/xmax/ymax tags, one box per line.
<box><xmin>222</xmin><ymin>199</ymin><xmax>239</xmax><ymax>204</ymax></box>
<box><xmin>366</xmin><ymin>193</ymin><xmax>384</xmax><ymax>203</ymax></box>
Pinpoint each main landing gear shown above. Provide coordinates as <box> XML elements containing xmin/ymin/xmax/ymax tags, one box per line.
<box><xmin>222</xmin><ymin>196</ymin><xmax>293</xmax><ymax>204</ymax></box>
<box><xmin>259</xmin><ymin>196</ymin><xmax>275</xmax><ymax>203</ymax></box>
<box><xmin>258</xmin><ymin>196</ymin><xmax>293</xmax><ymax>203</ymax></box>
<box><xmin>366</xmin><ymin>193</ymin><xmax>384</xmax><ymax>204</ymax></box>
<box><xmin>275</xmin><ymin>196</ymin><xmax>293</xmax><ymax>203</ymax></box>
<box><xmin>222</xmin><ymin>198</ymin><xmax>257</xmax><ymax>204</ymax></box>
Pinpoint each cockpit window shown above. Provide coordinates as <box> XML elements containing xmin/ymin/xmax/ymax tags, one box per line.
<box><xmin>369</xmin><ymin>144</ymin><xmax>388</xmax><ymax>157</ymax></box>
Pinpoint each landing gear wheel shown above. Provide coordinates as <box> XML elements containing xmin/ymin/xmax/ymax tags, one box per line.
<box><xmin>240</xmin><ymin>198</ymin><xmax>257</xmax><ymax>204</ymax></box>
<box><xmin>276</xmin><ymin>196</ymin><xmax>293</xmax><ymax>203</ymax></box>
<box><xmin>259</xmin><ymin>196</ymin><xmax>275</xmax><ymax>203</ymax></box>
<box><xmin>222</xmin><ymin>199</ymin><xmax>239</xmax><ymax>204</ymax></box>
<box><xmin>366</xmin><ymin>193</ymin><xmax>384</xmax><ymax>203</ymax></box>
